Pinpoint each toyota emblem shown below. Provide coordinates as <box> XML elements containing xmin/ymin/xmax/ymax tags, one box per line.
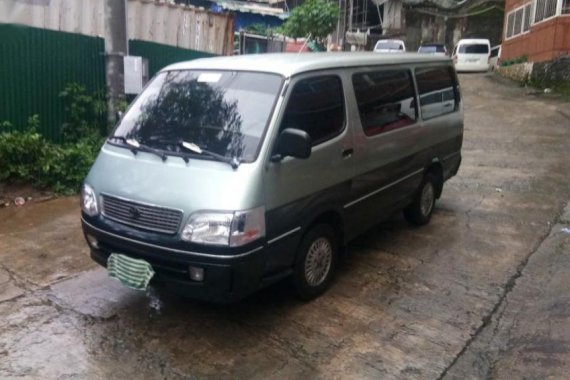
<box><xmin>128</xmin><ymin>206</ymin><xmax>141</xmax><ymax>219</ymax></box>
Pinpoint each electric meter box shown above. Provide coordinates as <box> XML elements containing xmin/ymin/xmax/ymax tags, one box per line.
<box><xmin>124</xmin><ymin>56</ymin><xmax>149</xmax><ymax>94</ymax></box>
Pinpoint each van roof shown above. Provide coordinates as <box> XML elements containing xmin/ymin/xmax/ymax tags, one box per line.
<box><xmin>162</xmin><ymin>52</ymin><xmax>451</xmax><ymax>78</ymax></box>
<box><xmin>457</xmin><ymin>39</ymin><xmax>491</xmax><ymax>45</ymax></box>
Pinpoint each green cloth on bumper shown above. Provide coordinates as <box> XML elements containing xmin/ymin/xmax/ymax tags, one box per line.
<box><xmin>107</xmin><ymin>253</ymin><xmax>155</xmax><ymax>291</ymax></box>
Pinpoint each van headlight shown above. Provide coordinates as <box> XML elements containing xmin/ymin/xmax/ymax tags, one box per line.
<box><xmin>81</xmin><ymin>183</ymin><xmax>99</xmax><ymax>216</ymax></box>
<box><xmin>181</xmin><ymin>206</ymin><xmax>265</xmax><ymax>247</ymax></box>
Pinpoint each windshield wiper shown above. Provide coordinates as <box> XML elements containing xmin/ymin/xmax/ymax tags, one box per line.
<box><xmin>180</xmin><ymin>141</ymin><xmax>240</xmax><ymax>170</ymax></box>
<box><xmin>108</xmin><ymin>135</ymin><xmax>167</xmax><ymax>162</ymax></box>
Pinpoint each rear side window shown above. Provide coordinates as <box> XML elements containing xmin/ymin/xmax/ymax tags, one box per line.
<box><xmin>415</xmin><ymin>67</ymin><xmax>458</xmax><ymax>120</ymax></box>
<box><xmin>419</xmin><ymin>45</ymin><xmax>445</xmax><ymax>53</ymax></box>
<box><xmin>280</xmin><ymin>76</ymin><xmax>345</xmax><ymax>146</ymax></box>
<box><xmin>352</xmin><ymin>70</ymin><xmax>417</xmax><ymax>136</ymax></box>
<box><xmin>458</xmin><ymin>44</ymin><xmax>489</xmax><ymax>54</ymax></box>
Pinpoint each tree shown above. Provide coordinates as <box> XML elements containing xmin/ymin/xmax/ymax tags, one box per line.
<box><xmin>281</xmin><ymin>0</ymin><xmax>340</xmax><ymax>46</ymax></box>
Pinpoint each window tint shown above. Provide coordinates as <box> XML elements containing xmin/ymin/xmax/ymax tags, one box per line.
<box><xmin>112</xmin><ymin>71</ymin><xmax>282</xmax><ymax>162</ymax></box>
<box><xmin>415</xmin><ymin>67</ymin><xmax>458</xmax><ymax>120</ymax></box>
<box><xmin>419</xmin><ymin>45</ymin><xmax>445</xmax><ymax>53</ymax></box>
<box><xmin>458</xmin><ymin>44</ymin><xmax>489</xmax><ymax>54</ymax></box>
<box><xmin>375</xmin><ymin>41</ymin><xmax>404</xmax><ymax>51</ymax></box>
<box><xmin>280</xmin><ymin>76</ymin><xmax>345</xmax><ymax>146</ymax></box>
<box><xmin>352</xmin><ymin>70</ymin><xmax>417</xmax><ymax>136</ymax></box>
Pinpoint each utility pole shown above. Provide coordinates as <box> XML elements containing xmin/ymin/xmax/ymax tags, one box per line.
<box><xmin>104</xmin><ymin>0</ymin><xmax>128</xmax><ymax>129</ymax></box>
<box><xmin>348</xmin><ymin>0</ymin><xmax>354</xmax><ymax>32</ymax></box>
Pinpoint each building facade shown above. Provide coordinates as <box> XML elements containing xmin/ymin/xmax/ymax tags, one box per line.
<box><xmin>502</xmin><ymin>0</ymin><xmax>570</xmax><ymax>61</ymax></box>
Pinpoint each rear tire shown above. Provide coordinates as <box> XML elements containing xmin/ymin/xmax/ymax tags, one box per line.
<box><xmin>404</xmin><ymin>173</ymin><xmax>438</xmax><ymax>226</ymax></box>
<box><xmin>292</xmin><ymin>224</ymin><xmax>338</xmax><ymax>301</ymax></box>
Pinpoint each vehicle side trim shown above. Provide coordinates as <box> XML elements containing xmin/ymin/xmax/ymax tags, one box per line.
<box><xmin>343</xmin><ymin>168</ymin><xmax>424</xmax><ymax>209</ymax></box>
<box><xmin>267</xmin><ymin>227</ymin><xmax>301</xmax><ymax>245</ymax></box>
<box><xmin>82</xmin><ymin>218</ymin><xmax>264</xmax><ymax>259</ymax></box>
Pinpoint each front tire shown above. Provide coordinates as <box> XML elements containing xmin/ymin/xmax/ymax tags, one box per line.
<box><xmin>293</xmin><ymin>224</ymin><xmax>338</xmax><ymax>300</ymax></box>
<box><xmin>404</xmin><ymin>173</ymin><xmax>438</xmax><ymax>226</ymax></box>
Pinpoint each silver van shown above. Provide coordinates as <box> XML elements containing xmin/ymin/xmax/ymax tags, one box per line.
<box><xmin>81</xmin><ymin>53</ymin><xmax>463</xmax><ymax>302</ymax></box>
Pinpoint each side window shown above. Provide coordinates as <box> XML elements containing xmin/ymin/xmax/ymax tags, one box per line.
<box><xmin>280</xmin><ymin>76</ymin><xmax>345</xmax><ymax>146</ymax></box>
<box><xmin>352</xmin><ymin>70</ymin><xmax>417</xmax><ymax>136</ymax></box>
<box><xmin>415</xmin><ymin>67</ymin><xmax>458</xmax><ymax>120</ymax></box>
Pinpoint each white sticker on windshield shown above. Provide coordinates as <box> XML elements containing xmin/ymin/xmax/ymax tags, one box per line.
<box><xmin>198</xmin><ymin>73</ymin><xmax>222</xmax><ymax>83</ymax></box>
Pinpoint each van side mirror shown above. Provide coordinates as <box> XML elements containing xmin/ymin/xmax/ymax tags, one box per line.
<box><xmin>272</xmin><ymin>128</ymin><xmax>311</xmax><ymax>161</ymax></box>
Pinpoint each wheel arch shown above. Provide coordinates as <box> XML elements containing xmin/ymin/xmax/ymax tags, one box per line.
<box><xmin>426</xmin><ymin>158</ymin><xmax>444</xmax><ymax>199</ymax></box>
<box><xmin>303</xmin><ymin>208</ymin><xmax>346</xmax><ymax>253</ymax></box>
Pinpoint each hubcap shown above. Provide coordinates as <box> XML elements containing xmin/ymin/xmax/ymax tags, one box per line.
<box><xmin>304</xmin><ymin>237</ymin><xmax>333</xmax><ymax>287</ymax></box>
<box><xmin>420</xmin><ymin>182</ymin><xmax>435</xmax><ymax>217</ymax></box>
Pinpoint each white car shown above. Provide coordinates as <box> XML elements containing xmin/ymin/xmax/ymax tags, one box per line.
<box><xmin>452</xmin><ymin>39</ymin><xmax>491</xmax><ymax>72</ymax></box>
<box><xmin>374</xmin><ymin>39</ymin><xmax>406</xmax><ymax>53</ymax></box>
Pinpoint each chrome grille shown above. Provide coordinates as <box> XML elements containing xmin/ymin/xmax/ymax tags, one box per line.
<box><xmin>101</xmin><ymin>194</ymin><xmax>183</xmax><ymax>234</ymax></box>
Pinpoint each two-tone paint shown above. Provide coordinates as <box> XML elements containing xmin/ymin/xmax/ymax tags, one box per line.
<box><xmin>82</xmin><ymin>52</ymin><xmax>463</xmax><ymax>302</ymax></box>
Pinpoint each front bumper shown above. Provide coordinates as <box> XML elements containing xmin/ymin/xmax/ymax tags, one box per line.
<box><xmin>82</xmin><ymin>217</ymin><xmax>267</xmax><ymax>303</ymax></box>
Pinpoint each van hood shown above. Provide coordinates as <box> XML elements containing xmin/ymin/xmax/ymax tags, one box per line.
<box><xmin>85</xmin><ymin>144</ymin><xmax>264</xmax><ymax>216</ymax></box>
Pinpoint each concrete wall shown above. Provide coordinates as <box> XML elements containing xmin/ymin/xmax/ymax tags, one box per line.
<box><xmin>532</xmin><ymin>55</ymin><xmax>570</xmax><ymax>84</ymax></box>
<box><xmin>0</xmin><ymin>0</ymin><xmax>234</xmax><ymax>55</ymax></box>
<box><xmin>496</xmin><ymin>62</ymin><xmax>534</xmax><ymax>82</ymax></box>
<box><xmin>496</xmin><ymin>55</ymin><xmax>570</xmax><ymax>88</ymax></box>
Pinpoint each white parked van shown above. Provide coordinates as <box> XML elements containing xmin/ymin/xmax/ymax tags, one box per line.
<box><xmin>452</xmin><ymin>39</ymin><xmax>491</xmax><ymax>72</ymax></box>
<box><xmin>489</xmin><ymin>45</ymin><xmax>502</xmax><ymax>70</ymax></box>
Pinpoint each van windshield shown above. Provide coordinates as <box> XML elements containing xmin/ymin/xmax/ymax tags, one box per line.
<box><xmin>375</xmin><ymin>42</ymin><xmax>403</xmax><ymax>50</ymax></box>
<box><xmin>458</xmin><ymin>44</ymin><xmax>489</xmax><ymax>54</ymax></box>
<box><xmin>111</xmin><ymin>70</ymin><xmax>283</xmax><ymax>163</ymax></box>
<box><xmin>419</xmin><ymin>45</ymin><xmax>445</xmax><ymax>53</ymax></box>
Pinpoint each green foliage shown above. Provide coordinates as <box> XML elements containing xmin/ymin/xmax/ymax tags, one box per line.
<box><xmin>281</xmin><ymin>0</ymin><xmax>339</xmax><ymax>43</ymax></box>
<box><xmin>501</xmin><ymin>55</ymin><xmax>528</xmax><ymax>67</ymax></box>
<box><xmin>0</xmin><ymin>116</ymin><xmax>48</xmax><ymax>184</ymax></box>
<box><xmin>0</xmin><ymin>115</ymin><xmax>104</xmax><ymax>194</ymax></box>
<box><xmin>244</xmin><ymin>23</ymin><xmax>271</xmax><ymax>36</ymax></box>
<box><xmin>1</xmin><ymin>83</ymin><xmax>114</xmax><ymax>194</ymax></box>
<box><xmin>59</xmin><ymin>83</ymin><xmax>107</xmax><ymax>143</ymax></box>
<box><xmin>40</xmin><ymin>134</ymin><xmax>104</xmax><ymax>194</ymax></box>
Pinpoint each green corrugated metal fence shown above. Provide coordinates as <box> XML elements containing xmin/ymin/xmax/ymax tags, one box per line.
<box><xmin>0</xmin><ymin>24</ymin><xmax>106</xmax><ymax>141</ymax></box>
<box><xmin>129</xmin><ymin>39</ymin><xmax>215</xmax><ymax>78</ymax></box>
<box><xmin>1</xmin><ymin>24</ymin><xmax>216</xmax><ymax>142</ymax></box>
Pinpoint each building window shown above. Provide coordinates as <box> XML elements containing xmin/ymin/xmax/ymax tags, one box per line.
<box><xmin>506</xmin><ymin>3</ymin><xmax>533</xmax><ymax>39</ymax></box>
<box><xmin>523</xmin><ymin>4</ymin><xmax>532</xmax><ymax>31</ymax></box>
<box><xmin>534</xmin><ymin>0</ymin><xmax>558</xmax><ymax>23</ymax></box>
<box><xmin>514</xmin><ymin>8</ymin><xmax>524</xmax><ymax>33</ymax></box>
<box><xmin>507</xmin><ymin>13</ymin><xmax>515</xmax><ymax>38</ymax></box>
<box><xmin>563</xmin><ymin>0</ymin><xmax>570</xmax><ymax>14</ymax></box>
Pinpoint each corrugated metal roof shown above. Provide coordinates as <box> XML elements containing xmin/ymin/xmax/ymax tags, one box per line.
<box><xmin>373</xmin><ymin>0</ymin><xmax>469</xmax><ymax>10</ymax></box>
<box><xmin>213</xmin><ymin>0</ymin><xmax>289</xmax><ymax>18</ymax></box>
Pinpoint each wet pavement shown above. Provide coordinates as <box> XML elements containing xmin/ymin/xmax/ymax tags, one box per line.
<box><xmin>1</xmin><ymin>74</ymin><xmax>570</xmax><ymax>379</ymax></box>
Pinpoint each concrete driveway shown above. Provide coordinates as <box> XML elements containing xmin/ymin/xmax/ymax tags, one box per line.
<box><xmin>1</xmin><ymin>74</ymin><xmax>570</xmax><ymax>379</ymax></box>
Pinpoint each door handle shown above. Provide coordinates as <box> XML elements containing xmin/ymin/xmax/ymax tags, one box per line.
<box><xmin>342</xmin><ymin>148</ymin><xmax>354</xmax><ymax>158</ymax></box>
